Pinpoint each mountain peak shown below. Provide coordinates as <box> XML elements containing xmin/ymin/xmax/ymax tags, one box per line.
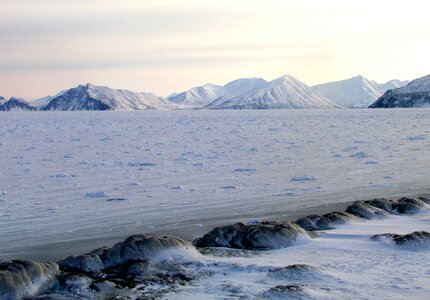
<box><xmin>9</xmin><ymin>96</ymin><xmax>26</xmax><ymax>102</ymax></box>
<box><xmin>0</xmin><ymin>97</ymin><xmax>36</xmax><ymax>111</ymax></box>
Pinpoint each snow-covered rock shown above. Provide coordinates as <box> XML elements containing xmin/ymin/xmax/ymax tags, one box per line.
<box><xmin>207</xmin><ymin>75</ymin><xmax>338</xmax><ymax>109</ymax></box>
<box><xmin>369</xmin><ymin>74</ymin><xmax>430</xmax><ymax>108</ymax></box>
<box><xmin>42</xmin><ymin>83</ymin><xmax>172</xmax><ymax>111</ymax></box>
<box><xmin>193</xmin><ymin>221</ymin><xmax>310</xmax><ymax>250</ymax></box>
<box><xmin>312</xmin><ymin>75</ymin><xmax>409</xmax><ymax>108</ymax></box>
<box><xmin>0</xmin><ymin>97</ymin><xmax>37</xmax><ymax>111</ymax></box>
<box><xmin>0</xmin><ymin>260</ymin><xmax>60</xmax><ymax>299</ymax></box>
<box><xmin>168</xmin><ymin>78</ymin><xmax>268</xmax><ymax>107</ymax></box>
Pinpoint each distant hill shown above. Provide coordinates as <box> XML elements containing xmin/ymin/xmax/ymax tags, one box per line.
<box><xmin>207</xmin><ymin>75</ymin><xmax>338</xmax><ymax>109</ymax></box>
<box><xmin>312</xmin><ymin>76</ymin><xmax>409</xmax><ymax>108</ymax></box>
<box><xmin>0</xmin><ymin>97</ymin><xmax>37</xmax><ymax>111</ymax></box>
<box><xmin>168</xmin><ymin>78</ymin><xmax>268</xmax><ymax>107</ymax></box>
<box><xmin>369</xmin><ymin>74</ymin><xmax>430</xmax><ymax>108</ymax></box>
<box><xmin>41</xmin><ymin>84</ymin><xmax>172</xmax><ymax>111</ymax></box>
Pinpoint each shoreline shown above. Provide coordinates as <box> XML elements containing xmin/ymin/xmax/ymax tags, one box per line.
<box><xmin>1</xmin><ymin>193</ymin><xmax>429</xmax><ymax>299</ymax></box>
<box><xmin>3</xmin><ymin>191</ymin><xmax>429</xmax><ymax>262</ymax></box>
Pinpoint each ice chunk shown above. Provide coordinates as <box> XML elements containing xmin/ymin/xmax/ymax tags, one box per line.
<box><xmin>85</xmin><ymin>191</ymin><xmax>109</xmax><ymax>198</ymax></box>
<box><xmin>291</xmin><ymin>175</ymin><xmax>316</xmax><ymax>182</ymax></box>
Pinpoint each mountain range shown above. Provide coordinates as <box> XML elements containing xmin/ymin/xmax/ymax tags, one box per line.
<box><xmin>0</xmin><ymin>74</ymin><xmax>425</xmax><ymax>111</ymax></box>
<box><xmin>168</xmin><ymin>78</ymin><xmax>269</xmax><ymax>107</ymax></box>
<box><xmin>207</xmin><ymin>75</ymin><xmax>337</xmax><ymax>109</ymax></box>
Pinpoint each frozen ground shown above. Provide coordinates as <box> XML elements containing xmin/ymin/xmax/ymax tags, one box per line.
<box><xmin>0</xmin><ymin>109</ymin><xmax>429</xmax><ymax>261</ymax></box>
<box><xmin>168</xmin><ymin>210</ymin><xmax>430</xmax><ymax>300</ymax></box>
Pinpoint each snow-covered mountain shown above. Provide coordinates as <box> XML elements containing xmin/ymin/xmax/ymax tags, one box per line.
<box><xmin>207</xmin><ymin>75</ymin><xmax>338</xmax><ymax>109</ymax></box>
<box><xmin>0</xmin><ymin>96</ymin><xmax>6</xmax><ymax>105</ymax></box>
<box><xmin>42</xmin><ymin>84</ymin><xmax>172</xmax><ymax>111</ymax></box>
<box><xmin>312</xmin><ymin>76</ymin><xmax>409</xmax><ymax>108</ymax></box>
<box><xmin>0</xmin><ymin>97</ymin><xmax>37</xmax><ymax>111</ymax></box>
<box><xmin>168</xmin><ymin>83</ymin><xmax>225</xmax><ymax>107</ymax></box>
<box><xmin>168</xmin><ymin>78</ymin><xmax>268</xmax><ymax>107</ymax></box>
<box><xmin>369</xmin><ymin>74</ymin><xmax>430</xmax><ymax>108</ymax></box>
<box><xmin>30</xmin><ymin>89</ymin><xmax>68</xmax><ymax>108</ymax></box>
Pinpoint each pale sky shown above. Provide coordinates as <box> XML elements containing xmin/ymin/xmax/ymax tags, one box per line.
<box><xmin>1</xmin><ymin>0</ymin><xmax>429</xmax><ymax>99</ymax></box>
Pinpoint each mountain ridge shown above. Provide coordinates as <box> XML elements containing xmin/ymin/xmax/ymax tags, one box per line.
<box><xmin>41</xmin><ymin>83</ymin><xmax>172</xmax><ymax>111</ymax></box>
<box><xmin>207</xmin><ymin>74</ymin><xmax>338</xmax><ymax>109</ymax></box>
<box><xmin>369</xmin><ymin>74</ymin><xmax>430</xmax><ymax>108</ymax></box>
<box><xmin>312</xmin><ymin>76</ymin><xmax>409</xmax><ymax>108</ymax></box>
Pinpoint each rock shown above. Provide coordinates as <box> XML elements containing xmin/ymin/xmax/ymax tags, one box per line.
<box><xmin>102</xmin><ymin>233</ymin><xmax>196</xmax><ymax>268</ymax></box>
<box><xmin>345</xmin><ymin>201</ymin><xmax>389</xmax><ymax>219</ymax></box>
<box><xmin>371</xmin><ymin>231</ymin><xmax>430</xmax><ymax>247</ymax></box>
<box><xmin>268</xmin><ymin>264</ymin><xmax>323</xmax><ymax>281</ymax></box>
<box><xmin>125</xmin><ymin>261</ymin><xmax>157</xmax><ymax>278</ymax></box>
<box><xmin>322</xmin><ymin>211</ymin><xmax>359</xmax><ymax>224</ymax></box>
<box><xmin>88</xmin><ymin>246</ymin><xmax>111</xmax><ymax>261</ymax></box>
<box><xmin>294</xmin><ymin>215</ymin><xmax>334</xmax><ymax>231</ymax></box>
<box><xmin>262</xmin><ymin>284</ymin><xmax>310</xmax><ymax>299</ymax></box>
<box><xmin>58</xmin><ymin>254</ymin><xmax>104</xmax><ymax>274</ymax></box>
<box><xmin>364</xmin><ymin>198</ymin><xmax>397</xmax><ymax>213</ymax></box>
<box><xmin>193</xmin><ymin>221</ymin><xmax>310</xmax><ymax>250</ymax></box>
<box><xmin>418</xmin><ymin>196</ymin><xmax>430</xmax><ymax>204</ymax></box>
<box><xmin>0</xmin><ymin>260</ymin><xmax>60</xmax><ymax>300</ymax></box>
<box><xmin>94</xmin><ymin>280</ymin><xmax>116</xmax><ymax>292</ymax></box>
<box><xmin>62</xmin><ymin>275</ymin><xmax>92</xmax><ymax>294</ymax></box>
<box><xmin>394</xmin><ymin>197</ymin><xmax>427</xmax><ymax>214</ymax></box>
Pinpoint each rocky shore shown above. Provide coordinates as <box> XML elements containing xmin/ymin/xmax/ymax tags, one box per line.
<box><xmin>1</xmin><ymin>196</ymin><xmax>429</xmax><ymax>299</ymax></box>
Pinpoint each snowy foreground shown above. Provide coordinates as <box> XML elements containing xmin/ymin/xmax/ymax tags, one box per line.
<box><xmin>1</xmin><ymin>198</ymin><xmax>429</xmax><ymax>299</ymax></box>
<box><xmin>0</xmin><ymin>109</ymin><xmax>429</xmax><ymax>262</ymax></box>
<box><xmin>169</xmin><ymin>210</ymin><xmax>430</xmax><ymax>300</ymax></box>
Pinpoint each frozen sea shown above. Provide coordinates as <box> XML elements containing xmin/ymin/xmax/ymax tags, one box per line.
<box><xmin>0</xmin><ymin>108</ymin><xmax>429</xmax><ymax>261</ymax></box>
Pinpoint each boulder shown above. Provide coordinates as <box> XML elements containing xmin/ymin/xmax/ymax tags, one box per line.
<box><xmin>262</xmin><ymin>284</ymin><xmax>311</xmax><ymax>299</ymax></box>
<box><xmin>294</xmin><ymin>215</ymin><xmax>334</xmax><ymax>231</ymax></box>
<box><xmin>418</xmin><ymin>196</ymin><xmax>430</xmax><ymax>204</ymax></box>
<box><xmin>268</xmin><ymin>264</ymin><xmax>323</xmax><ymax>281</ymax></box>
<box><xmin>58</xmin><ymin>254</ymin><xmax>104</xmax><ymax>274</ymax></box>
<box><xmin>193</xmin><ymin>221</ymin><xmax>310</xmax><ymax>250</ymax></box>
<box><xmin>371</xmin><ymin>231</ymin><xmax>430</xmax><ymax>247</ymax></box>
<box><xmin>102</xmin><ymin>233</ymin><xmax>196</xmax><ymax>268</ymax></box>
<box><xmin>0</xmin><ymin>260</ymin><xmax>60</xmax><ymax>300</ymax></box>
<box><xmin>394</xmin><ymin>197</ymin><xmax>427</xmax><ymax>214</ymax></box>
<box><xmin>364</xmin><ymin>198</ymin><xmax>397</xmax><ymax>213</ymax></box>
<box><xmin>322</xmin><ymin>211</ymin><xmax>359</xmax><ymax>224</ymax></box>
<box><xmin>345</xmin><ymin>201</ymin><xmax>389</xmax><ymax>219</ymax></box>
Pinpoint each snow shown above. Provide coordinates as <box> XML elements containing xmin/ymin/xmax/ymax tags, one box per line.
<box><xmin>386</xmin><ymin>74</ymin><xmax>430</xmax><ymax>95</ymax></box>
<box><xmin>0</xmin><ymin>108</ymin><xmax>429</xmax><ymax>263</ymax></box>
<box><xmin>168</xmin><ymin>83</ymin><xmax>225</xmax><ymax>107</ymax></box>
<box><xmin>30</xmin><ymin>89</ymin><xmax>67</xmax><ymax>108</ymax></box>
<box><xmin>168</xmin><ymin>78</ymin><xmax>268</xmax><ymax>107</ymax></box>
<box><xmin>312</xmin><ymin>75</ymin><xmax>409</xmax><ymax>108</ymax></box>
<box><xmin>0</xmin><ymin>97</ymin><xmax>37</xmax><ymax>111</ymax></box>
<box><xmin>42</xmin><ymin>83</ymin><xmax>173</xmax><ymax>111</ymax></box>
<box><xmin>167</xmin><ymin>209</ymin><xmax>430</xmax><ymax>299</ymax></box>
<box><xmin>370</xmin><ymin>74</ymin><xmax>430</xmax><ymax>108</ymax></box>
<box><xmin>85</xmin><ymin>191</ymin><xmax>110</xmax><ymax>198</ymax></box>
<box><xmin>208</xmin><ymin>75</ymin><xmax>338</xmax><ymax>109</ymax></box>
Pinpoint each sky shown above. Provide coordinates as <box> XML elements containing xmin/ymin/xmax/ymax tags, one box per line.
<box><xmin>1</xmin><ymin>0</ymin><xmax>430</xmax><ymax>100</ymax></box>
